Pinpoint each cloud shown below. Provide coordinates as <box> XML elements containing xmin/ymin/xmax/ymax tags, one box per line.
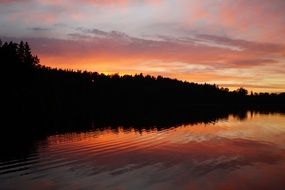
<box><xmin>230</xmin><ymin>59</ymin><xmax>278</xmax><ymax>67</ymax></box>
<box><xmin>28</xmin><ymin>27</ymin><xmax>50</xmax><ymax>31</ymax></box>
<box><xmin>84</xmin><ymin>28</ymin><xmax>109</xmax><ymax>36</ymax></box>
<box><xmin>79</xmin><ymin>0</ymin><xmax>162</xmax><ymax>6</ymax></box>
<box><xmin>196</xmin><ymin>34</ymin><xmax>285</xmax><ymax>54</ymax></box>
<box><xmin>15</xmin><ymin>29</ymin><xmax>282</xmax><ymax>69</ymax></box>
<box><xmin>1</xmin><ymin>0</ymin><xmax>285</xmax><ymax>91</ymax></box>
<box><xmin>3</xmin><ymin>27</ymin><xmax>283</xmax><ymax>73</ymax></box>
<box><xmin>0</xmin><ymin>0</ymin><xmax>29</xmax><ymax>3</ymax></box>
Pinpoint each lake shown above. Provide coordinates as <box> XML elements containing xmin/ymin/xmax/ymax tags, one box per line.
<box><xmin>1</xmin><ymin>112</ymin><xmax>285</xmax><ymax>190</ymax></box>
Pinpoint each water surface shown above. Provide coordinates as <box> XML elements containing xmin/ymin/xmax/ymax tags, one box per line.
<box><xmin>1</xmin><ymin>112</ymin><xmax>285</xmax><ymax>190</ymax></box>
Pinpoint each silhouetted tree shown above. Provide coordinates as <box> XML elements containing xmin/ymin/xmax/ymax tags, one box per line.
<box><xmin>1</xmin><ymin>39</ymin><xmax>284</xmax><ymax>133</ymax></box>
<box><xmin>235</xmin><ymin>87</ymin><xmax>248</xmax><ymax>96</ymax></box>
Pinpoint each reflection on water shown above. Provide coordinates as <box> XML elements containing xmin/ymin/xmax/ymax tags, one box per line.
<box><xmin>1</xmin><ymin>112</ymin><xmax>285</xmax><ymax>190</ymax></box>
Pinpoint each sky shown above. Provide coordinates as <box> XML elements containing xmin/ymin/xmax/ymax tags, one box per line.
<box><xmin>1</xmin><ymin>0</ymin><xmax>285</xmax><ymax>92</ymax></box>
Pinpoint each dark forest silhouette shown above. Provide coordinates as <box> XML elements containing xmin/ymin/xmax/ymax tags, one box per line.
<box><xmin>1</xmin><ymin>40</ymin><xmax>285</xmax><ymax>134</ymax></box>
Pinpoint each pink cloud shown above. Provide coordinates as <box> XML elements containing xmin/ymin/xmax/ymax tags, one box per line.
<box><xmin>215</xmin><ymin>0</ymin><xmax>285</xmax><ymax>43</ymax></box>
<box><xmin>6</xmin><ymin>29</ymin><xmax>282</xmax><ymax>70</ymax></box>
<box><xmin>1</xmin><ymin>0</ymin><xmax>285</xmax><ymax>92</ymax></box>
<box><xmin>3</xmin><ymin>28</ymin><xmax>284</xmax><ymax>93</ymax></box>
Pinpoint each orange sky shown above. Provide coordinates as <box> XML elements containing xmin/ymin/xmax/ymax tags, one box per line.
<box><xmin>1</xmin><ymin>0</ymin><xmax>285</xmax><ymax>92</ymax></box>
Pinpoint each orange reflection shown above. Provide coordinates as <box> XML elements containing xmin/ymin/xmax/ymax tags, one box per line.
<box><xmin>43</xmin><ymin>113</ymin><xmax>285</xmax><ymax>190</ymax></box>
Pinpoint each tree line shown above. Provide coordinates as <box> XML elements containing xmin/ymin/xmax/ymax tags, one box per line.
<box><xmin>1</xmin><ymin>40</ymin><xmax>285</xmax><ymax>132</ymax></box>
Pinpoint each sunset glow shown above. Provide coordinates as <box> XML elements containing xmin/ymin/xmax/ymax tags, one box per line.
<box><xmin>1</xmin><ymin>0</ymin><xmax>285</xmax><ymax>92</ymax></box>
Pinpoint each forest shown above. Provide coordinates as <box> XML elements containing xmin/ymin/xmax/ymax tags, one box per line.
<box><xmin>1</xmin><ymin>40</ymin><xmax>285</xmax><ymax>133</ymax></box>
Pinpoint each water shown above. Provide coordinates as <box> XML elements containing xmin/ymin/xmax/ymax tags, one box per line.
<box><xmin>1</xmin><ymin>112</ymin><xmax>285</xmax><ymax>190</ymax></box>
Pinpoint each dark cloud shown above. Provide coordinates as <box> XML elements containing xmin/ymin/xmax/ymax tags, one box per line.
<box><xmin>197</xmin><ymin>34</ymin><xmax>285</xmax><ymax>54</ymax></box>
<box><xmin>0</xmin><ymin>0</ymin><xmax>30</xmax><ymax>4</ymax></box>
<box><xmin>68</xmin><ymin>33</ymin><xmax>93</xmax><ymax>39</ymax></box>
<box><xmin>231</xmin><ymin>59</ymin><xmax>278</xmax><ymax>66</ymax></box>
<box><xmin>28</xmin><ymin>27</ymin><xmax>50</xmax><ymax>31</ymax></box>
<box><xmin>84</xmin><ymin>28</ymin><xmax>109</xmax><ymax>36</ymax></box>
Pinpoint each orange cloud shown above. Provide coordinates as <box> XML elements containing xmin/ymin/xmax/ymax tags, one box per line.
<box><xmin>1</xmin><ymin>0</ymin><xmax>285</xmax><ymax>92</ymax></box>
<box><xmin>4</xmin><ymin>28</ymin><xmax>282</xmax><ymax>92</ymax></box>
